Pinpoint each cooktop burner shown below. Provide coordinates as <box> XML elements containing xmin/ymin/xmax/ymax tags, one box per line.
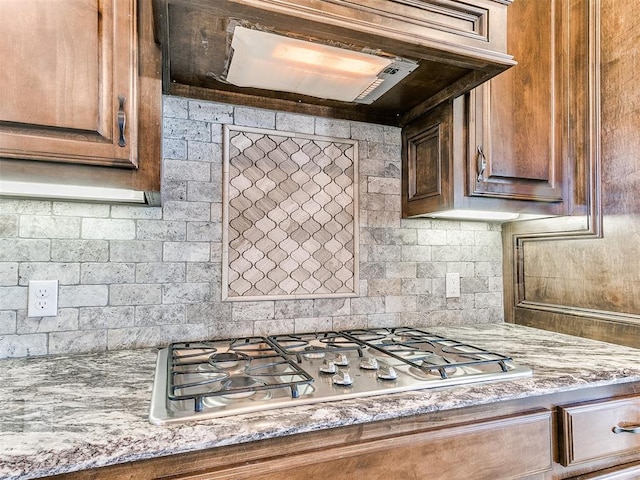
<box><xmin>149</xmin><ymin>327</ymin><xmax>532</xmax><ymax>425</ymax></box>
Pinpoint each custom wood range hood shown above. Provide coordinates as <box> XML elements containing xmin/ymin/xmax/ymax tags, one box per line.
<box><xmin>152</xmin><ymin>0</ymin><xmax>515</xmax><ymax>126</ymax></box>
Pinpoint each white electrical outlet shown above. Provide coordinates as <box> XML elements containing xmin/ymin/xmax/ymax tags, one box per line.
<box><xmin>445</xmin><ymin>272</ymin><xmax>460</xmax><ymax>298</ymax></box>
<box><xmin>28</xmin><ymin>280</ymin><xmax>59</xmax><ymax>317</ymax></box>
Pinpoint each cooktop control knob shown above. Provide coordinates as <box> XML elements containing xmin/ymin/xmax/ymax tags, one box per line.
<box><xmin>377</xmin><ymin>365</ymin><xmax>397</xmax><ymax>380</ymax></box>
<box><xmin>333</xmin><ymin>353</ymin><xmax>349</xmax><ymax>366</ymax></box>
<box><xmin>332</xmin><ymin>372</ymin><xmax>353</xmax><ymax>386</ymax></box>
<box><xmin>319</xmin><ymin>360</ymin><xmax>337</xmax><ymax>374</ymax></box>
<box><xmin>360</xmin><ymin>357</ymin><xmax>379</xmax><ymax>370</ymax></box>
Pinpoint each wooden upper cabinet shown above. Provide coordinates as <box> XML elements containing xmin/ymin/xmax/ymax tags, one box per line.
<box><xmin>402</xmin><ymin>100</ymin><xmax>453</xmax><ymax>217</ymax></box>
<box><xmin>402</xmin><ymin>0</ymin><xmax>596</xmax><ymax>218</ymax></box>
<box><xmin>0</xmin><ymin>0</ymin><xmax>138</xmax><ymax>168</ymax></box>
<box><xmin>466</xmin><ymin>0</ymin><xmax>564</xmax><ymax>205</ymax></box>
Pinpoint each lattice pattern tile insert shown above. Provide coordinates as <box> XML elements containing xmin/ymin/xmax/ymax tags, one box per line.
<box><xmin>222</xmin><ymin>125</ymin><xmax>359</xmax><ymax>301</ymax></box>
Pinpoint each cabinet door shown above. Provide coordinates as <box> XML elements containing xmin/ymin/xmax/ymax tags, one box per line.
<box><xmin>402</xmin><ymin>100</ymin><xmax>453</xmax><ymax>217</ymax></box>
<box><xmin>467</xmin><ymin>0</ymin><xmax>564</xmax><ymax>204</ymax></box>
<box><xmin>0</xmin><ymin>0</ymin><xmax>137</xmax><ymax>168</ymax></box>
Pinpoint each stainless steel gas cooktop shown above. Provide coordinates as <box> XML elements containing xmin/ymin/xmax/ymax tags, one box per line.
<box><xmin>149</xmin><ymin>327</ymin><xmax>532</xmax><ymax>425</ymax></box>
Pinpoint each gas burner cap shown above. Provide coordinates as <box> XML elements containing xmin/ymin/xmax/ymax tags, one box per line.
<box><xmin>208</xmin><ymin>351</ymin><xmax>247</xmax><ymax>369</ymax></box>
<box><xmin>417</xmin><ymin>355</ymin><xmax>458</xmax><ymax>377</ymax></box>
<box><xmin>302</xmin><ymin>346</ymin><xmax>326</xmax><ymax>359</ymax></box>
<box><xmin>360</xmin><ymin>357</ymin><xmax>379</xmax><ymax>370</ymax></box>
<box><xmin>377</xmin><ymin>365</ymin><xmax>397</xmax><ymax>381</ymax></box>
<box><xmin>221</xmin><ymin>376</ymin><xmax>266</xmax><ymax>398</ymax></box>
<box><xmin>332</xmin><ymin>372</ymin><xmax>353</xmax><ymax>386</ymax></box>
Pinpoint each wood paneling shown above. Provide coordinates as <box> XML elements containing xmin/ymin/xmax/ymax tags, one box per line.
<box><xmin>523</xmin><ymin>216</ymin><xmax>640</xmax><ymax>315</ymax></box>
<box><xmin>504</xmin><ymin>0</ymin><xmax>640</xmax><ymax>347</ymax></box>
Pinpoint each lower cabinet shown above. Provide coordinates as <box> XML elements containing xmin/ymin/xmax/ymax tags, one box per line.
<box><xmin>49</xmin><ymin>391</ymin><xmax>640</xmax><ymax>480</ymax></box>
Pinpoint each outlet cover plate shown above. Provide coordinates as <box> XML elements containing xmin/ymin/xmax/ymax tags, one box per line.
<box><xmin>445</xmin><ymin>272</ymin><xmax>460</xmax><ymax>298</ymax></box>
<box><xmin>28</xmin><ymin>280</ymin><xmax>59</xmax><ymax>317</ymax></box>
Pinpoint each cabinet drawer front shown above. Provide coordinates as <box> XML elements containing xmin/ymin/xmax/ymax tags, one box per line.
<box><xmin>559</xmin><ymin>396</ymin><xmax>640</xmax><ymax>466</ymax></box>
<box><xmin>205</xmin><ymin>410</ymin><xmax>552</xmax><ymax>480</ymax></box>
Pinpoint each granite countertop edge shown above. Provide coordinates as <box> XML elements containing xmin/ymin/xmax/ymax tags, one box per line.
<box><xmin>3</xmin><ymin>323</ymin><xmax>640</xmax><ymax>480</ymax></box>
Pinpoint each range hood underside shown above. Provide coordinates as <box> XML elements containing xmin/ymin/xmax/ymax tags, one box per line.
<box><xmin>153</xmin><ymin>0</ymin><xmax>515</xmax><ymax>127</ymax></box>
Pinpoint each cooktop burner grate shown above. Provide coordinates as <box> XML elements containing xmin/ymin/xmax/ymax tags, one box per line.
<box><xmin>268</xmin><ymin>332</ymin><xmax>365</xmax><ymax>362</ymax></box>
<box><xmin>343</xmin><ymin>327</ymin><xmax>514</xmax><ymax>378</ymax></box>
<box><xmin>167</xmin><ymin>339</ymin><xmax>314</xmax><ymax>412</ymax></box>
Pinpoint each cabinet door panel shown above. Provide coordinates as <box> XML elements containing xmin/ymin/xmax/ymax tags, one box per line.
<box><xmin>468</xmin><ymin>0</ymin><xmax>564</xmax><ymax>203</ymax></box>
<box><xmin>2</xmin><ymin>1</ymin><xmax>99</xmax><ymax>131</ymax></box>
<box><xmin>402</xmin><ymin>101</ymin><xmax>452</xmax><ymax>217</ymax></box>
<box><xmin>0</xmin><ymin>0</ymin><xmax>137</xmax><ymax>168</ymax></box>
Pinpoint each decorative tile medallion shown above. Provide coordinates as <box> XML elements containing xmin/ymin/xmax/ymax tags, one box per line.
<box><xmin>222</xmin><ymin>125</ymin><xmax>359</xmax><ymax>301</ymax></box>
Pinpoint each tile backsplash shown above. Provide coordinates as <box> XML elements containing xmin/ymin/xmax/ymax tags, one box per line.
<box><xmin>0</xmin><ymin>96</ymin><xmax>503</xmax><ymax>358</ymax></box>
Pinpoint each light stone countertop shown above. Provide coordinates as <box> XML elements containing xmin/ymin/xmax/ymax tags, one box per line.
<box><xmin>3</xmin><ymin>323</ymin><xmax>640</xmax><ymax>480</ymax></box>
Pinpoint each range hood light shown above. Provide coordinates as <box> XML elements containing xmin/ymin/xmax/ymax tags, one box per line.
<box><xmin>225</xmin><ymin>26</ymin><xmax>417</xmax><ymax>104</ymax></box>
<box><xmin>271</xmin><ymin>44</ymin><xmax>386</xmax><ymax>76</ymax></box>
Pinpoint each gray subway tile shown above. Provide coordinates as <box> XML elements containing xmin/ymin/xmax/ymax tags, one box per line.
<box><xmin>59</xmin><ymin>285</ymin><xmax>109</xmax><ymax>308</ymax></box>
<box><xmin>18</xmin><ymin>262</ymin><xmax>79</xmax><ymax>285</ymax></box>
<box><xmin>136</xmin><ymin>220</ymin><xmax>186</xmax><ymax>241</ymax></box>
<box><xmin>162</xmin><ymin>282</ymin><xmax>211</xmax><ymax>304</ymax></box>
<box><xmin>0</xmin><ymin>311</ymin><xmax>16</xmax><ymax>334</ymax></box>
<box><xmin>109</xmin><ymin>284</ymin><xmax>161</xmax><ymax>306</ymax></box>
<box><xmin>163</xmin><ymin>242</ymin><xmax>210</xmax><ymax>262</ymax></box>
<box><xmin>162</xmin><ymin>201</ymin><xmax>211</xmax><ymax>222</ymax></box>
<box><xmin>136</xmin><ymin>263</ymin><xmax>186</xmax><ymax>283</ymax></box>
<box><xmin>79</xmin><ymin>306</ymin><xmax>135</xmax><ymax>329</ymax></box>
<box><xmin>110</xmin><ymin>241</ymin><xmax>163</xmax><ymax>263</ymax></box>
<box><xmin>0</xmin><ymin>215</ymin><xmax>18</xmax><ymax>237</ymax></box>
<box><xmin>0</xmin><ymin>286</ymin><xmax>27</xmax><ymax>310</ymax></box>
<box><xmin>51</xmin><ymin>240</ymin><xmax>109</xmax><ymax>262</ymax></box>
<box><xmin>20</xmin><ymin>216</ymin><xmax>80</xmax><ymax>239</ymax></box>
<box><xmin>17</xmin><ymin>308</ymin><xmax>78</xmax><ymax>334</ymax></box>
<box><xmin>135</xmin><ymin>304</ymin><xmax>186</xmax><ymax>326</ymax></box>
<box><xmin>80</xmin><ymin>263</ymin><xmax>135</xmax><ymax>285</ymax></box>
<box><xmin>82</xmin><ymin>218</ymin><xmax>135</xmax><ymax>240</ymax></box>
<box><xmin>0</xmin><ymin>263</ymin><xmax>18</xmax><ymax>286</ymax></box>
<box><xmin>0</xmin><ymin>334</ymin><xmax>47</xmax><ymax>358</ymax></box>
<box><xmin>188</xmin><ymin>101</ymin><xmax>233</xmax><ymax>123</ymax></box>
<box><xmin>49</xmin><ymin>329</ymin><xmax>107</xmax><ymax>355</ymax></box>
